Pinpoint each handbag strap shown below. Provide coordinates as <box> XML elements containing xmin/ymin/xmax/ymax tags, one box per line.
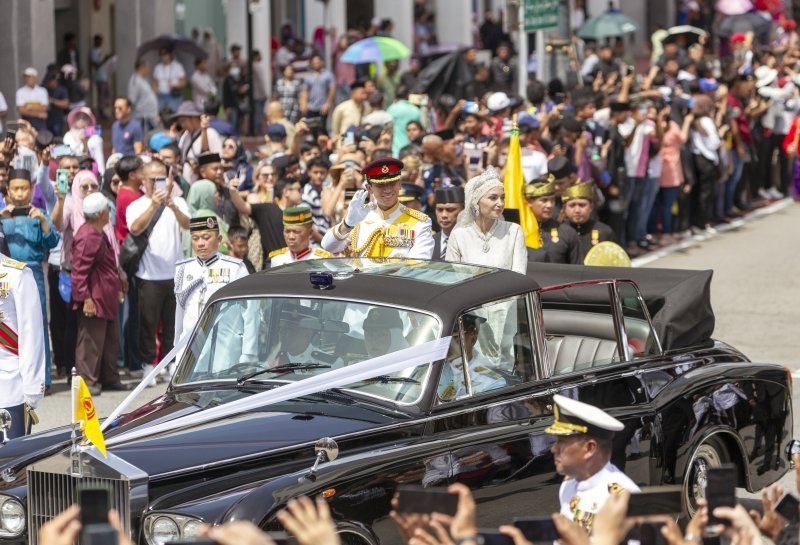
<box><xmin>143</xmin><ymin>205</ymin><xmax>166</xmax><ymax>240</ymax></box>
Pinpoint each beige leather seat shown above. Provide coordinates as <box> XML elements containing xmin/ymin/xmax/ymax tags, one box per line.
<box><xmin>547</xmin><ymin>336</ymin><xmax>619</xmax><ymax>376</ymax></box>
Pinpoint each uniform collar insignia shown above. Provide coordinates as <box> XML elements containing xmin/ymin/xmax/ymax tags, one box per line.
<box><xmin>197</xmin><ymin>254</ymin><xmax>220</xmax><ymax>267</ymax></box>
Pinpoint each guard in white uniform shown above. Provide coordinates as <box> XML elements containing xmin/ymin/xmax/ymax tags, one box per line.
<box><xmin>321</xmin><ymin>158</ymin><xmax>434</xmax><ymax>259</ymax></box>
<box><xmin>0</xmin><ymin>254</ymin><xmax>45</xmax><ymax>440</ymax></box>
<box><xmin>174</xmin><ymin>216</ymin><xmax>249</xmax><ymax>346</ymax></box>
<box><xmin>269</xmin><ymin>205</ymin><xmax>333</xmax><ymax>267</ymax></box>
<box><xmin>547</xmin><ymin>394</ymin><xmax>639</xmax><ymax>534</ymax></box>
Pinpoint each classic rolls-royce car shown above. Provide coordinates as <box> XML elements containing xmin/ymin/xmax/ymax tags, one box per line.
<box><xmin>0</xmin><ymin>259</ymin><xmax>792</xmax><ymax>545</ymax></box>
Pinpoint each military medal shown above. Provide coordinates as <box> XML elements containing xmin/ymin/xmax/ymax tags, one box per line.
<box><xmin>591</xmin><ymin>229</ymin><xmax>599</xmax><ymax>246</ymax></box>
<box><xmin>551</xmin><ymin>228</ymin><xmax>559</xmax><ymax>244</ymax></box>
<box><xmin>0</xmin><ymin>282</ymin><xmax>10</xmax><ymax>298</ymax></box>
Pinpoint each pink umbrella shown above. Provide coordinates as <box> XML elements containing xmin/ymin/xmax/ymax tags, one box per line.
<box><xmin>716</xmin><ymin>0</ymin><xmax>754</xmax><ymax>15</ymax></box>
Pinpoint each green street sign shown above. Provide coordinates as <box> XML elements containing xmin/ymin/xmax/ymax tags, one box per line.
<box><xmin>523</xmin><ymin>0</ymin><xmax>559</xmax><ymax>31</ymax></box>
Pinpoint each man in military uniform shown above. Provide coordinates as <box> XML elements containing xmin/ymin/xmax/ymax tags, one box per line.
<box><xmin>547</xmin><ymin>394</ymin><xmax>639</xmax><ymax>534</ymax></box>
<box><xmin>269</xmin><ymin>206</ymin><xmax>333</xmax><ymax>267</ymax></box>
<box><xmin>432</xmin><ymin>187</ymin><xmax>465</xmax><ymax>260</ymax></box>
<box><xmin>558</xmin><ymin>181</ymin><xmax>616</xmax><ymax>265</ymax></box>
<box><xmin>268</xmin><ymin>304</ymin><xmax>338</xmax><ymax>368</ymax></box>
<box><xmin>525</xmin><ymin>175</ymin><xmax>566</xmax><ymax>263</ymax></box>
<box><xmin>0</xmin><ymin>254</ymin><xmax>46</xmax><ymax>440</ymax></box>
<box><xmin>174</xmin><ymin>216</ymin><xmax>249</xmax><ymax>347</ymax></box>
<box><xmin>322</xmin><ymin>158</ymin><xmax>434</xmax><ymax>259</ymax></box>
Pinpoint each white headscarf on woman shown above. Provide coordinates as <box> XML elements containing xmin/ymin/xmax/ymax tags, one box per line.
<box><xmin>456</xmin><ymin>166</ymin><xmax>505</xmax><ymax>228</ymax></box>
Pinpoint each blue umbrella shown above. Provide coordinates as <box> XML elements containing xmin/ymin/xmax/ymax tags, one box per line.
<box><xmin>340</xmin><ymin>37</ymin><xmax>410</xmax><ymax>64</ymax></box>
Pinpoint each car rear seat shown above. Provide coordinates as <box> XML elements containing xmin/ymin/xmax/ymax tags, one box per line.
<box><xmin>542</xmin><ymin>309</ymin><xmax>620</xmax><ymax>376</ymax></box>
<box><xmin>547</xmin><ymin>336</ymin><xmax>619</xmax><ymax>376</ymax></box>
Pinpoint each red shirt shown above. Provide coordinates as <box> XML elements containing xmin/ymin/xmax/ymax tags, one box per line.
<box><xmin>71</xmin><ymin>223</ymin><xmax>122</xmax><ymax>321</ymax></box>
<box><xmin>727</xmin><ymin>94</ymin><xmax>753</xmax><ymax>146</ymax></box>
<box><xmin>115</xmin><ymin>185</ymin><xmax>143</xmax><ymax>242</ymax></box>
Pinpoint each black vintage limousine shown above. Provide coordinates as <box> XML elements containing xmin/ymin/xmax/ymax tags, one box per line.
<box><xmin>0</xmin><ymin>259</ymin><xmax>792</xmax><ymax>545</ymax></box>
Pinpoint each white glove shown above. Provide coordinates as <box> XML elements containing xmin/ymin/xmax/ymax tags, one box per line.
<box><xmin>344</xmin><ymin>189</ymin><xmax>371</xmax><ymax>228</ymax></box>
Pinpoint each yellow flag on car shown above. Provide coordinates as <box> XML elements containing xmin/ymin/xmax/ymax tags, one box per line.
<box><xmin>504</xmin><ymin>116</ymin><xmax>541</xmax><ymax>248</ymax></box>
<box><xmin>73</xmin><ymin>376</ymin><xmax>107</xmax><ymax>457</ymax></box>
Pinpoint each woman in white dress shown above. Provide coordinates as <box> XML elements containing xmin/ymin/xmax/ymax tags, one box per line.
<box><xmin>445</xmin><ymin>167</ymin><xmax>528</xmax><ymax>274</ymax></box>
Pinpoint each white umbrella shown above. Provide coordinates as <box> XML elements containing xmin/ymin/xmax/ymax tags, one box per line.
<box><xmin>716</xmin><ymin>0</ymin><xmax>754</xmax><ymax>16</ymax></box>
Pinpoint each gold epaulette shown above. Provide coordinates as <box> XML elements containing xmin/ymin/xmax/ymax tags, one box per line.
<box><xmin>1</xmin><ymin>258</ymin><xmax>25</xmax><ymax>270</ymax></box>
<box><xmin>400</xmin><ymin>206</ymin><xmax>430</xmax><ymax>223</ymax></box>
<box><xmin>313</xmin><ymin>248</ymin><xmax>333</xmax><ymax>258</ymax></box>
<box><xmin>268</xmin><ymin>247</ymin><xmax>289</xmax><ymax>259</ymax></box>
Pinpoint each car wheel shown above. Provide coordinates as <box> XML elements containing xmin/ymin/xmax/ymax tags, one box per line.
<box><xmin>684</xmin><ymin>437</ymin><xmax>727</xmax><ymax>516</ymax></box>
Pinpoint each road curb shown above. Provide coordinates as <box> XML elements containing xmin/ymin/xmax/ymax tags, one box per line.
<box><xmin>631</xmin><ymin>198</ymin><xmax>794</xmax><ymax>268</ymax></box>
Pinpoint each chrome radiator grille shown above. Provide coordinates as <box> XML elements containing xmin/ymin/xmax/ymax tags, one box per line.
<box><xmin>27</xmin><ymin>470</ymin><xmax>130</xmax><ymax>545</ymax></box>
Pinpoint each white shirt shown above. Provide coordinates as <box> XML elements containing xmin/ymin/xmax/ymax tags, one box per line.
<box><xmin>128</xmin><ymin>73</ymin><xmax>159</xmax><ymax>121</ymax></box>
<box><xmin>0</xmin><ymin>256</ymin><xmax>45</xmax><ymax>409</ymax></box>
<box><xmin>179</xmin><ymin>128</ymin><xmax>223</xmax><ymax>182</ymax></box>
<box><xmin>191</xmin><ymin>70</ymin><xmax>217</xmax><ymax>108</ymax></box>
<box><xmin>445</xmin><ymin>220</ymin><xmax>528</xmax><ymax>275</ymax></box>
<box><xmin>521</xmin><ymin>148</ymin><xmax>549</xmax><ymax>183</ymax></box>
<box><xmin>270</xmin><ymin>247</ymin><xmax>331</xmax><ymax>267</ymax></box>
<box><xmin>153</xmin><ymin>61</ymin><xmax>186</xmax><ymax>94</ymax></box>
<box><xmin>362</xmin><ymin>109</ymin><xmax>394</xmax><ymax>127</ymax></box>
<box><xmin>617</xmin><ymin>118</ymin><xmax>656</xmax><ymax>177</ymax></box>
<box><xmin>558</xmin><ymin>461</ymin><xmax>640</xmax><ymax>533</ymax></box>
<box><xmin>15</xmin><ymin>85</ymin><xmax>48</xmax><ymax>110</ymax></box>
<box><xmin>690</xmin><ymin>116</ymin><xmax>721</xmax><ymax>164</ymax></box>
<box><xmin>174</xmin><ymin>253</ymin><xmax>249</xmax><ymax>346</ymax></box>
<box><xmin>126</xmin><ymin>196</ymin><xmax>190</xmax><ymax>281</ymax></box>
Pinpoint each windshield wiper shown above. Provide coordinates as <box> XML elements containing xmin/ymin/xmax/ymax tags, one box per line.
<box><xmin>355</xmin><ymin>375</ymin><xmax>420</xmax><ymax>385</ymax></box>
<box><xmin>236</xmin><ymin>363</ymin><xmax>331</xmax><ymax>385</ymax></box>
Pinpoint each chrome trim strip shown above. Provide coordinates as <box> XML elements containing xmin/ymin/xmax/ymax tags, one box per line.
<box><xmin>609</xmin><ymin>281</ymin><xmax>632</xmax><ymax>362</ymax></box>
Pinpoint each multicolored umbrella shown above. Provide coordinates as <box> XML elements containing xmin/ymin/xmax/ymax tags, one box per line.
<box><xmin>340</xmin><ymin>37</ymin><xmax>410</xmax><ymax>64</ymax></box>
<box><xmin>577</xmin><ymin>11</ymin><xmax>639</xmax><ymax>40</ymax></box>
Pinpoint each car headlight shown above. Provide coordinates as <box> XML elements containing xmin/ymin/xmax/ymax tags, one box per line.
<box><xmin>0</xmin><ymin>496</ymin><xmax>25</xmax><ymax>537</ymax></box>
<box><xmin>151</xmin><ymin>517</ymin><xmax>180</xmax><ymax>545</ymax></box>
<box><xmin>144</xmin><ymin>513</ymin><xmax>204</xmax><ymax>545</ymax></box>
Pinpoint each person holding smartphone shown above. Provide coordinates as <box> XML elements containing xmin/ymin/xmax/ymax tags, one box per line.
<box><xmin>547</xmin><ymin>394</ymin><xmax>639</xmax><ymax>533</ymax></box>
<box><xmin>0</xmin><ymin>169</ymin><xmax>59</xmax><ymax>390</ymax></box>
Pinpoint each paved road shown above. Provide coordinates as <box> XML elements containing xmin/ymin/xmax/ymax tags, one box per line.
<box><xmin>31</xmin><ymin>200</ymin><xmax>800</xmax><ymax>494</ymax></box>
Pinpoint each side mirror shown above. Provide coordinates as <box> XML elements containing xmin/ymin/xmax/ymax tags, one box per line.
<box><xmin>299</xmin><ymin>437</ymin><xmax>339</xmax><ymax>483</ymax></box>
<box><xmin>0</xmin><ymin>409</ymin><xmax>12</xmax><ymax>445</ymax></box>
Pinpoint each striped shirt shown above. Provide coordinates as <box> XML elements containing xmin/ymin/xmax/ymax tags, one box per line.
<box><xmin>302</xmin><ymin>183</ymin><xmax>329</xmax><ymax>234</ymax></box>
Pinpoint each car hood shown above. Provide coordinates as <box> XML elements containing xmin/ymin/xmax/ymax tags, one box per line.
<box><xmin>0</xmin><ymin>386</ymin><xmax>410</xmax><ymax>481</ymax></box>
<box><xmin>102</xmin><ymin>386</ymin><xmax>407</xmax><ymax>477</ymax></box>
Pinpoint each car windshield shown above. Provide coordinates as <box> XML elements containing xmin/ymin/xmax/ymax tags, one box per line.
<box><xmin>174</xmin><ymin>297</ymin><xmax>441</xmax><ymax>404</ymax></box>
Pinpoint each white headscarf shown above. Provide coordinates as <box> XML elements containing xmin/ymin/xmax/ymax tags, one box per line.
<box><xmin>456</xmin><ymin>166</ymin><xmax>504</xmax><ymax>228</ymax></box>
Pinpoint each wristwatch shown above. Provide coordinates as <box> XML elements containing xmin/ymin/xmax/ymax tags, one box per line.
<box><xmin>684</xmin><ymin>533</ymin><xmax>702</xmax><ymax>543</ymax></box>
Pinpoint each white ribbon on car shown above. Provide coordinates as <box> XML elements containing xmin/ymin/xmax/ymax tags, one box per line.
<box><xmin>102</xmin><ymin>336</ymin><xmax>451</xmax><ymax>448</ymax></box>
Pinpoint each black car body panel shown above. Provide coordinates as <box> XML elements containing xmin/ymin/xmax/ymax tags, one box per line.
<box><xmin>0</xmin><ymin>260</ymin><xmax>791</xmax><ymax>545</ymax></box>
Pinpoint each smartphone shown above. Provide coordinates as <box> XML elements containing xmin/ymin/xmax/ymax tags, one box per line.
<box><xmin>395</xmin><ymin>485</ymin><xmax>459</xmax><ymax>516</ymax></box>
<box><xmin>82</xmin><ymin>524</ymin><xmax>118</xmax><ymax>545</ymax></box>
<box><xmin>6</xmin><ymin>121</ymin><xmax>19</xmax><ymax>140</ymax></box>
<box><xmin>344</xmin><ymin>131</ymin><xmax>356</xmax><ymax>146</ymax></box>
<box><xmin>775</xmin><ymin>494</ymin><xmax>800</xmax><ymax>522</ymax></box>
<box><xmin>56</xmin><ymin>169</ymin><xmax>70</xmax><ymax>194</ymax></box>
<box><xmin>638</xmin><ymin>521</ymin><xmax>667</xmax><ymax>545</ymax></box>
<box><xmin>477</xmin><ymin>531</ymin><xmax>514</xmax><ymax>545</ymax></box>
<box><xmin>706</xmin><ymin>465</ymin><xmax>736</xmax><ymax>526</ymax></box>
<box><xmin>53</xmin><ymin>144</ymin><xmax>73</xmax><ymax>158</ymax></box>
<box><xmin>78</xmin><ymin>486</ymin><xmax>110</xmax><ymax>526</ymax></box>
<box><xmin>626</xmin><ymin>486</ymin><xmax>682</xmax><ymax>517</ymax></box>
<box><xmin>154</xmin><ymin>176</ymin><xmax>167</xmax><ymax>192</ymax></box>
<box><xmin>513</xmin><ymin>517</ymin><xmax>559</xmax><ymax>542</ymax></box>
<box><xmin>11</xmin><ymin>206</ymin><xmax>31</xmax><ymax>218</ymax></box>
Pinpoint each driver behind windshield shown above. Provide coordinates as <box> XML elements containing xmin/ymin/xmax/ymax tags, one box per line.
<box><xmin>269</xmin><ymin>305</ymin><xmax>330</xmax><ymax>368</ymax></box>
<box><xmin>363</xmin><ymin>307</ymin><xmax>409</xmax><ymax>359</ymax></box>
<box><xmin>438</xmin><ymin>314</ymin><xmax>505</xmax><ymax>401</ymax></box>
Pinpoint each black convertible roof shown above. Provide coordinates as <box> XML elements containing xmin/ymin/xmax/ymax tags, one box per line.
<box><xmin>527</xmin><ymin>262</ymin><xmax>715</xmax><ymax>351</ymax></box>
<box><xmin>207</xmin><ymin>258</ymin><xmax>539</xmax><ymax>323</ymax></box>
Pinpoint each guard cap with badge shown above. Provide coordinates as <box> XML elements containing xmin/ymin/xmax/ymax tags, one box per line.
<box><xmin>525</xmin><ymin>175</ymin><xmax>556</xmax><ymax>199</ymax></box>
<box><xmin>362</xmin><ymin>157</ymin><xmax>404</xmax><ymax>185</ymax></box>
<box><xmin>189</xmin><ymin>215</ymin><xmax>220</xmax><ymax>232</ymax></box>
<box><xmin>545</xmin><ymin>394</ymin><xmax>624</xmax><ymax>440</ymax></box>
<box><xmin>562</xmin><ymin>180</ymin><xmax>595</xmax><ymax>202</ymax></box>
<box><xmin>283</xmin><ymin>205</ymin><xmax>313</xmax><ymax>226</ymax></box>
